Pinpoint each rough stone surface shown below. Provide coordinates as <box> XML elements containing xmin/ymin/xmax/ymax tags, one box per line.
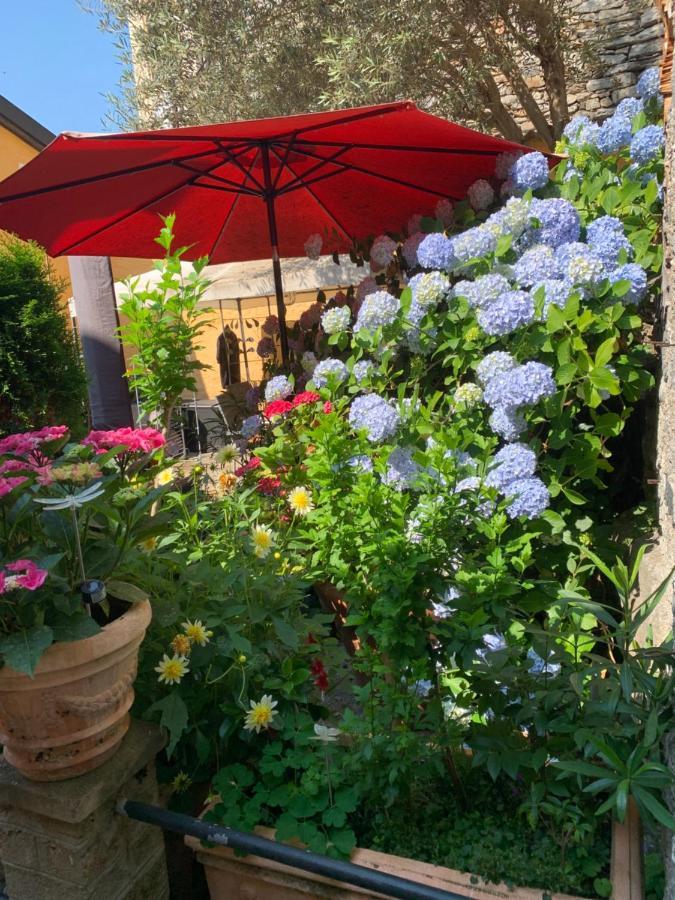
<box><xmin>650</xmin><ymin>92</ymin><xmax>675</xmax><ymax>900</ymax></box>
<box><xmin>495</xmin><ymin>0</ymin><xmax>663</xmax><ymax>139</ymax></box>
<box><xmin>0</xmin><ymin>719</ymin><xmax>169</xmax><ymax>900</ymax></box>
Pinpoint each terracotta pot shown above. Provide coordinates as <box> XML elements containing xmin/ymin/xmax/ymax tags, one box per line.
<box><xmin>187</xmin><ymin>801</ymin><xmax>642</xmax><ymax>900</ymax></box>
<box><xmin>0</xmin><ymin>599</ymin><xmax>151</xmax><ymax>782</ymax></box>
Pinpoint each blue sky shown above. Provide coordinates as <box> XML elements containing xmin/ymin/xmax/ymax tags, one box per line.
<box><xmin>2</xmin><ymin>1</ymin><xmax>124</xmax><ymax>135</ymax></box>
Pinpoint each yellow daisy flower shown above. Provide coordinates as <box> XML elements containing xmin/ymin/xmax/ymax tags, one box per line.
<box><xmin>154</xmin><ymin>653</ymin><xmax>190</xmax><ymax>685</ymax></box>
<box><xmin>170</xmin><ymin>771</ymin><xmax>192</xmax><ymax>793</ymax></box>
<box><xmin>181</xmin><ymin>619</ymin><xmax>213</xmax><ymax>646</ymax></box>
<box><xmin>140</xmin><ymin>536</ymin><xmax>157</xmax><ymax>553</ymax></box>
<box><xmin>170</xmin><ymin>634</ymin><xmax>192</xmax><ymax>656</ymax></box>
<box><xmin>288</xmin><ymin>486</ymin><xmax>314</xmax><ymax>517</ymax></box>
<box><xmin>251</xmin><ymin>525</ymin><xmax>274</xmax><ymax>558</ymax></box>
<box><xmin>243</xmin><ymin>695</ymin><xmax>279</xmax><ymax>733</ymax></box>
<box><xmin>156</xmin><ymin>467</ymin><xmax>175</xmax><ymax>486</ymax></box>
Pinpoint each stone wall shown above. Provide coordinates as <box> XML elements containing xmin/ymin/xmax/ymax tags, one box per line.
<box><xmin>496</xmin><ymin>0</ymin><xmax>663</xmax><ymax>138</ymax></box>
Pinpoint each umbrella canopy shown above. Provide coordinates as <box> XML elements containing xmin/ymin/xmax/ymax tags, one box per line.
<box><xmin>0</xmin><ymin>101</ymin><xmax>535</xmax><ymax>361</ymax></box>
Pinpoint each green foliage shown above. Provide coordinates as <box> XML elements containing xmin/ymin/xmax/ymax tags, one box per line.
<box><xmin>91</xmin><ymin>0</ymin><xmax>594</xmax><ymax>143</ymax></box>
<box><xmin>118</xmin><ymin>215</ymin><xmax>212</xmax><ymax>433</ymax></box>
<box><xmin>0</xmin><ymin>236</ymin><xmax>87</xmax><ymax>436</ymax></box>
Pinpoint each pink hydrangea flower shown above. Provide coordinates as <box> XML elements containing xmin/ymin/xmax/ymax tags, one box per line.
<box><xmin>83</xmin><ymin>427</ymin><xmax>166</xmax><ymax>455</ymax></box>
<box><xmin>0</xmin><ymin>426</ymin><xmax>69</xmax><ymax>460</ymax></box>
<box><xmin>0</xmin><ymin>459</ymin><xmax>29</xmax><ymax>475</ymax></box>
<box><xmin>0</xmin><ymin>476</ymin><xmax>28</xmax><ymax>498</ymax></box>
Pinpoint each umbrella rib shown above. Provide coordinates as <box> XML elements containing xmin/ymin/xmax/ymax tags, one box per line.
<box><xmin>173</xmin><ymin>161</ymin><xmax>261</xmax><ymax>196</ymax></box>
<box><xmin>271</xmin><ymin>145</ymin><xmax>351</xmax><ymax>195</ymax></box>
<box><xmin>0</xmin><ymin>148</ymin><xmax>222</xmax><ymax>205</ymax></box>
<box><xmin>282</xmin><ymin>102</ymin><xmax>410</xmax><ymax>139</ymax></box>
<box><xmin>216</xmin><ymin>142</ymin><xmax>266</xmax><ymax>194</ymax></box>
<box><xmin>269</xmin><ymin>146</ymin><xmax>354</xmax><ymax>246</ymax></box>
<box><xmin>208</xmin><ymin>147</ymin><xmax>262</xmax><ymax>260</ymax></box>
<box><xmin>276</xmin><ymin>166</ymin><xmax>346</xmax><ymax>197</ymax></box>
<box><xmin>279</xmin><ymin>144</ymin><xmax>462</xmax><ymax>200</ymax></box>
<box><xmin>272</xmin><ymin>133</ymin><xmax>298</xmax><ymax>191</ymax></box>
<box><xmin>55</xmin><ymin>172</ymin><xmax>205</xmax><ymax>256</ymax></box>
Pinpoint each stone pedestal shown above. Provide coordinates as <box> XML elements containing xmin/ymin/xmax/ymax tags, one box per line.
<box><xmin>0</xmin><ymin>719</ymin><xmax>169</xmax><ymax>900</ymax></box>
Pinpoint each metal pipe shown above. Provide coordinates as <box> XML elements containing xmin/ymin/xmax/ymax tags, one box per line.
<box><xmin>260</xmin><ymin>141</ymin><xmax>290</xmax><ymax>366</ymax></box>
<box><xmin>237</xmin><ymin>298</ymin><xmax>252</xmax><ymax>383</ymax></box>
<box><xmin>119</xmin><ymin>800</ymin><xmax>467</xmax><ymax>900</ymax></box>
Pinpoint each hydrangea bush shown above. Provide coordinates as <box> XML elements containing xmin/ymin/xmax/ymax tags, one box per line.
<box><xmin>142</xmin><ymin>69</ymin><xmax>671</xmax><ymax>894</ymax></box>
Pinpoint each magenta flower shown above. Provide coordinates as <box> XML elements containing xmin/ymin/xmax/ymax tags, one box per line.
<box><xmin>83</xmin><ymin>427</ymin><xmax>166</xmax><ymax>455</ymax></box>
<box><xmin>0</xmin><ymin>476</ymin><xmax>28</xmax><ymax>498</ymax></box>
<box><xmin>4</xmin><ymin>560</ymin><xmax>48</xmax><ymax>591</ymax></box>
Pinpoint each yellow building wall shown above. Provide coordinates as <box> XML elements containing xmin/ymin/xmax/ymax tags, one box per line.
<box><xmin>119</xmin><ymin>288</ymin><xmax>332</xmax><ymax>404</ymax></box>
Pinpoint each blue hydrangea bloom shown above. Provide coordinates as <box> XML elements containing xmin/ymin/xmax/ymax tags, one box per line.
<box><xmin>596</xmin><ymin>114</ymin><xmax>633</xmax><ymax>154</ymax></box>
<box><xmin>417</xmin><ymin>233</ymin><xmax>456</xmax><ymax>270</ymax></box>
<box><xmin>486</xmin><ymin>197</ymin><xmax>531</xmax><ymax>240</ymax></box>
<box><xmin>404</xmin><ymin>299</ymin><xmax>437</xmax><ymax>354</ymax></box>
<box><xmin>615</xmin><ymin>96</ymin><xmax>644</xmax><ymax>120</ymax></box>
<box><xmin>484</xmin><ymin>362</ymin><xmax>555</xmax><ymax>409</ymax></box>
<box><xmin>563</xmin><ymin>115</ymin><xmax>600</xmax><ymax>148</ymax></box>
<box><xmin>504</xmin><ymin>477</ymin><xmax>550</xmax><ymax>519</ymax></box>
<box><xmin>355</xmin><ymin>290</ymin><xmax>400</xmax><ymax>333</ymax></box>
<box><xmin>486</xmin><ymin>443</ymin><xmax>537</xmax><ymax>490</ymax></box>
<box><xmin>264</xmin><ymin>375</ymin><xmax>293</xmax><ymax>402</ymax></box>
<box><xmin>588</xmin><ymin>231</ymin><xmax>632</xmax><ymax>269</ymax></box>
<box><xmin>321</xmin><ymin>305</ymin><xmax>351</xmax><ymax>335</ymax></box>
<box><xmin>408</xmin><ymin>271</ymin><xmax>450</xmax><ymax>308</ymax></box>
<box><xmin>241</xmin><ymin>414</ymin><xmax>263</xmax><ymax>439</ymax></box>
<box><xmin>510</xmin><ymin>152</ymin><xmax>549</xmax><ymax>192</ymax></box>
<box><xmin>312</xmin><ymin>358</ymin><xmax>348</xmax><ymax>388</ymax></box>
<box><xmin>637</xmin><ymin>67</ymin><xmax>661</xmax><ymax>100</ymax></box>
<box><xmin>560</xmin><ymin>243</ymin><xmax>606</xmax><ymax>287</ymax></box>
<box><xmin>527</xmin><ymin>648</ymin><xmax>561</xmax><ymax>676</ymax></box>
<box><xmin>454</xmin><ymin>273</ymin><xmax>510</xmax><ymax>309</ymax></box>
<box><xmin>477</xmin><ymin>290</ymin><xmax>534</xmax><ymax>336</ymax></box>
<box><xmin>476</xmin><ymin>632</ymin><xmax>507</xmax><ymax>661</ymax></box>
<box><xmin>352</xmin><ymin>360</ymin><xmax>375</xmax><ymax>384</ymax></box>
<box><xmin>489</xmin><ymin>407</ymin><xmax>527</xmax><ymax>442</ymax></box>
<box><xmin>531</xmin><ymin>279</ymin><xmax>573</xmax><ymax>317</ymax></box>
<box><xmin>513</xmin><ymin>245</ymin><xmax>561</xmax><ymax>287</ymax></box>
<box><xmin>630</xmin><ymin>125</ymin><xmax>665</xmax><ymax>165</ymax></box>
<box><xmin>528</xmin><ymin>198</ymin><xmax>580</xmax><ymax>248</ymax></box>
<box><xmin>450</xmin><ymin>226</ymin><xmax>497</xmax><ymax>266</ymax></box>
<box><xmin>348</xmin><ymin>393</ymin><xmax>401</xmax><ymax>442</ymax></box>
<box><xmin>609</xmin><ymin>263</ymin><xmax>648</xmax><ymax>305</ymax></box>
<box><xmin>586</xmin><ymin>216</ymin><xmax>624</xmax><ymax>242</ymax></box>
<box><xmin>476</xmin><ymin>351</ymin><xmax>517</xmax><ymax>386</ymax></box>
<box><xmin>347</xmin><ymin>454</ymin><xmax>374</xmax><ymax>474</ymax></box>
<box><xmin>381</xmin><ymin>447</ymin><xmax>423</xmax><ymax>491</ymax></box>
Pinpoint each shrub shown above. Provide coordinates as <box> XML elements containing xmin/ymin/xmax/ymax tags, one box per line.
<box><xmin>0</xmin><ymin>236</ymin><xmax>87</xmax><ymax>435</ymax></box>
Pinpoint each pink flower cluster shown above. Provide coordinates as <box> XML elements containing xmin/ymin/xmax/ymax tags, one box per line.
<box><xmin>0</xmin><ymin>425</ymin><xmax>69</xmax><ymax>460</ymax></box>
<box><xmin>0</xmin><ymin>476</ymin><xmax>28</xmax><ymax>499</ymax></box>
<box><xmin>0</xmin><ymin>560</ymin><xmax>48</xmax><ymax>594</ymax></box>
<box><xmin>83</xmin><ymin>427</ymin><xmax>166</xmax><ymax>455</ymax></box>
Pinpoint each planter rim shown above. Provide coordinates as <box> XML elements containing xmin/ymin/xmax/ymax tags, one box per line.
<box><xmin>186</xmin><ymin>823</ymin><xmax>596</xmax><ymax>900</ymax></box>
<box><xmin>0</xmin><ymin>598</ymin><xmax>152</xmax><ymax>681</ymax></box>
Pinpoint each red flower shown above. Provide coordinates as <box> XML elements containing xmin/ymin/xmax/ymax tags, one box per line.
<box><xmin>323</xmin><ymin>401</ymin><xmax>333</xmax><ymax>414</ymax></box>
<box><xmin>256</xmin><ymin>476</ymin><xmax>282</xmax><ymax>495</ymax></box>
<box><xmin>234</xmin><ymin>456</ymin><xmax>262</xmax><ymax>477</ymax></box>
<box><xmin>264</xmin><ymin>400</ymin><xmax>294</xmax><ymax>418</ymax></box>
<box><xmin>292</xmin><ymin>391</ymin><xmax>321</xmax><ymax>407</ymax></box>
<box><xmin>311</xmin><ymin>658</ymin><xmax>329</xmax><ymax>692</ymax></box>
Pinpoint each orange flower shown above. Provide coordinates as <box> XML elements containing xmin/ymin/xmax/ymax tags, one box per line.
<box><xmin>171</xmin><ymin>634</ymin><xmax>192</xmax><ymax>656</ymax></box>
<box><xmin>218</xmin><ymin>472</ymin><xmax>238</xmax><ymax>493</ymax></box>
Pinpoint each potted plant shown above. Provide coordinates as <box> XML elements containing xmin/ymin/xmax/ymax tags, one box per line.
<box><xmin>0</xmin><ymin>423</ymin><xmax>172</xmax><ymax>780</ymax></box>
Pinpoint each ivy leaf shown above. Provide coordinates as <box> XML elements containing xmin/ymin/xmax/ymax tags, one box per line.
<box><xmin>0</xmin><ymin>626</ymin><xmax>54</xmax><ymax>676</ymax></box>
<box><xmin>323</xmin><ymin>806</ymin><xmax>347</xmax><ymax>827</ymax></box>
<box><xmin>148</xmin><ymin>692</ymin><xmax>188</xmax><ymax>757</ymax></box>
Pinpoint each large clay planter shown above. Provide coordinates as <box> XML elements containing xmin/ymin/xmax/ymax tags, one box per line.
<box><xmin>187</xmin><ymin>800</ymin><xmax>642</xmax><ymax>900</ymax></box>
<box><xmin>0</xmin><ymin>599</ymin><xmax>151</xmax><ymax>782</ymax></box>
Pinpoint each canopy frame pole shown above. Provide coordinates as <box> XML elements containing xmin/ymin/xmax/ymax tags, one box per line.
<box><xmin>237</xmin><ymin>298</ymin><xmax>252</xmax><ymax>384</ymax></box>
<box><xmin>260</xmin><ymin>141</ymin><xmax>290</xmax><ymax>366</ymax></box>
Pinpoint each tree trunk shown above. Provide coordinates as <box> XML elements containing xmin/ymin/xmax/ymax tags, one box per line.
<box><xmin>501</xmin><ymin>61</ymin><xmax>555</xmax><ymax>147</ymax></box>
<box><xmin>536</xmin><ymin>40</ymin><xmax>569</xmax><ymax>140</ymax></box>
<box><xmin>68</xmin><ymin>256</ymin><xmax>134</xmax><ymax>429</ymax></box>
<box><xmin>480</xmin><ymin>72</ymin><xmax>525</xmax><ymax>143</ymax></box>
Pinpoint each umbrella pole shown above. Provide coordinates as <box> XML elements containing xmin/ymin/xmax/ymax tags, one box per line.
<box><xmin>261</xmin><ymin>143</ymin><xmax>290</xmax><ymax>366</ymax></box>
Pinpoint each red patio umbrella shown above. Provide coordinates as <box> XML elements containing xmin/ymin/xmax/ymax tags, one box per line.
<box><xmin>0</xmin><ymin>101</ymin><xmax>532</xmax><ymax>363</ymax></box>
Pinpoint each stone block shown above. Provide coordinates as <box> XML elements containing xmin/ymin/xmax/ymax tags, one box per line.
<box><xmin>0</xmin><ymin>720</ymin><xmax>169</xmax><ymax>900</ymax></box>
